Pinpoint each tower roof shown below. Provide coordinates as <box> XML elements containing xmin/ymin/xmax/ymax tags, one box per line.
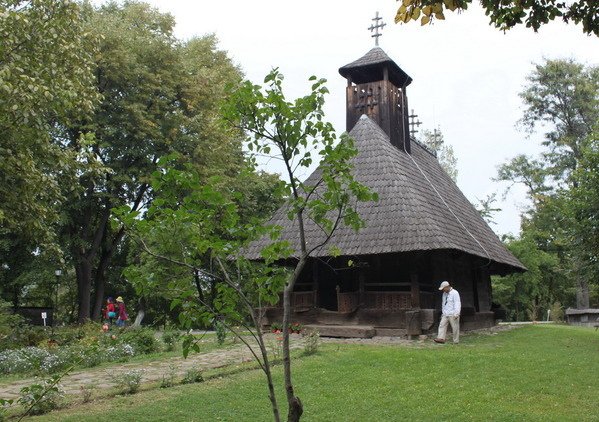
<box><xmin>339</xmin><ymin>47</ymin><xmax>413</xmax><ymax>87</ymax></box>
<box><xmin>242</xmin><ymin>115</ymin><xmax>525</xmax><ymax>275</ymax></box>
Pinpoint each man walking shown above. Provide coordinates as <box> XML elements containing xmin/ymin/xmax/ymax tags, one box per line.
<box><xmin>434</xmin><ymin>281</ymin><xmax>461</xmax><ymax>344</ymax></box>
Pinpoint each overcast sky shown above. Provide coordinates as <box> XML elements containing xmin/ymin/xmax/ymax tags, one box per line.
<box><xmin>96</xmin><ymin>0</ymin><xmax>599</xmax><ymax>237</ymax></box>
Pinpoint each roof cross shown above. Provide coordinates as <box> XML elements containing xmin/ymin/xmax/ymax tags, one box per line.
<box><xmin>368</xmin><ymin>11</ymin><xmax>386</xmax><ymax>46</ymax></box>
<box><xmin>409</xmin><ymin>109</ymin><xmax>422</xmax><ymax>137</ymax></box>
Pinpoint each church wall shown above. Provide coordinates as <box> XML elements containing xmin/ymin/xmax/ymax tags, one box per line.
<box><xmin>289</xmin><ymin>251</ymin><xmax>493</xmax><ymax>317</ymax></box>
<box><xmin>258</xmin><ymin>251</ymin><xmax>496</xmax><ymax>334</ymax></box>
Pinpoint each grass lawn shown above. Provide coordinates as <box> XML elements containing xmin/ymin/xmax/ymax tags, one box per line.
<box><xmin>25</xmin><ymin>325</ymin><xmax>599</xmax><ymax>421</ymax></box>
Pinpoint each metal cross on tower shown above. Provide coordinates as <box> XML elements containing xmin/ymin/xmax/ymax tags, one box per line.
<box><xmin>409</xmin><ymin>109</ymin><xmax>422</xmax><ymax>137</ymax></box>
<box><xmin>368</xmin><ymin>11</ymin><xmax>386</xmax><ymax>46</ymax></box>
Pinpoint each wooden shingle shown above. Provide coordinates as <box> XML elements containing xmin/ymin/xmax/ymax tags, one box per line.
<box><xmin>243</xmin><ymin>114</ymin><xmax>525</xmax><ymax>274</ymax></box>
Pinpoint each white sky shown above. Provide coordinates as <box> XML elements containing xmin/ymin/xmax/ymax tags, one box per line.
<box><xmin>96</xmin><ymin>0</ymin><xmax>599</xmax><ymax>237</ymax></box>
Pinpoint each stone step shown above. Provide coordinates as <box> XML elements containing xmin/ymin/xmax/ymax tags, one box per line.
<box><xmin>304</xmin><ymin>324</ymin><xmax>375</xmax><ymax>338</ymax></box>
<box><xmin>374</xmin><ymin>328</ymin><xmax>407</xmax><ymax>337</ymax></box>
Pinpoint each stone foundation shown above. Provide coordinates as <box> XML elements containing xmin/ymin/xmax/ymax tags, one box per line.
<box><xmin>260</xmin><ymin>307</ymin><xmax>496</xmax><ymax>336</ymax></box>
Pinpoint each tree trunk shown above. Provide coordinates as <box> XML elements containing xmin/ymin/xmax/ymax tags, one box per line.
<box><xmin>253</xmin><ymin>308</ymin><xmax>281</xmax><ymax>422</ymax></box>
<box><xmin>91</xmin><ymin>240</ymin><xmax>116</xmax><ymax>320</ymax></box>
<box><xmin>132</xmin><ymin>296</ymin><xmax>146</xmax><ymax>327</ymax></box>
<box><xmin>76</xmin><ymin>258</ymin><xmax>93</xmax><ymax>324</ymax></box>
<box><xmin>282</xmin><ymin>256</ymin><xmax>308</xmax><ymax>422</ymax></box>
<box><xmin>11</xmin><ymin>284</ymin><xmax>19</xmax><ymax>309</ymax></box>
<box><xmin>576</xmin><ymin>279</ymin><xmax>590</xmax><ymax>309</ymax></box>
<box><xmin>91</xmin><ymin>269</ymin><xmax>105</xmax><ymax>321</ymax></box>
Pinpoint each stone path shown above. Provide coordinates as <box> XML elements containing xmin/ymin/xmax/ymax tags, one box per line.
<box><xmin>0</xmin><ymin>334</ymin><xmax>305</xmax><ymax>401</ymax></box>
<box><xmin>0</xmin><ymin>326</ymin><xmax>517</xmax><ymax>402</ymax></box>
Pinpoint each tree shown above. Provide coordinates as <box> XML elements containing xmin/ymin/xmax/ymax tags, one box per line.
<box><xmin>496</xmin><ymin>59</ymin><xmax>599</xmax><ymax>309</ymax></box>
<box><xmin>60</xmin><ymin>2</ymin><xmax>245</xmax><ymax>323</ymax></box>
<box><xmin>495</xmin><ymin>154</ymin><xmax>549</xmax><ymax>205</ymax></box>
<box><xmin>0</xmin><ymin>0</ymin><xmax>98</xmax><ymax>254</ymax></box>
<box><xmin>394</xmin><ymin>0</ymin><xmax>599</xmax><ymax>37</ymax></box>
<box><xmin>556</xmin><ymin>132</ymin><xmax>599</xmax><ymax>298</ymax></box>
<box><xmin>419</xmin><ymin>128</ymin><xmax>458</xmax><ymax>182</ymax></box>
<box><xmin>224</xmin><ymin>69</ymin><xmax>377</xmax><ymax>422</ymax></box>
<box><xmin>475</xmin><ymin>193</ymin><xmax>501</xmax><ymax>226</ymax></box>
<box><xmin>492</xmin><ymin>235</ymin><xmax>566</xmax><ymax>321</ymax></box>
<box><xmin>519</xmin><ymin>59</ymin><xmax>599</xmax><ymax>182</ymax></box>
<box><xmin>568</xmin><ymin>135</ymin><xmax>599</xmax><ymax>268</ymax></box>
<box><xmin>115</xmin><ymin>155</ymin><xmax>288</xmax><ymax>417</ymax></box>
<box><xmin>119</xmin><ymin>69</ymin><xmax>377</xmax><ymax>422</ymax></box>
<box><xmin>119</xmin><ymin>159</ymin><xmax>282</xmax><ymax>327</ymax></box>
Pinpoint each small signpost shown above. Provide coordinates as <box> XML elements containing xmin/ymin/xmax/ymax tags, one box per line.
<box><xmin>41</xmin><ymin>311</ymin><xmax>47</xmax><ymax>327</ymax></box>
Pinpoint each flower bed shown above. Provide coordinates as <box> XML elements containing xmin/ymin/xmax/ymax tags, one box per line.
<box><xmin>0</xmin><ymin>342</ymin><xmax>136</xmax><ymax>375</ymax></box>
<box><xmin>0</xmin><ymin>323</ymin><xmax>164</xmax><ymax>376</ymax></box>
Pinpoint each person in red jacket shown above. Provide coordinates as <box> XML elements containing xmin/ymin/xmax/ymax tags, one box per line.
<box><xmin>104</xmin><ymin>297</ymin><xmax>116</xmax><ymax>325</ymax></box>
<box><xmin>115</xmin><ymin>296</ymin><xmax>128</xmax><ymax>327</ymax></box>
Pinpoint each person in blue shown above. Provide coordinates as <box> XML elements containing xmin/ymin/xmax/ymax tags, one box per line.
<box><xmin>434</xmin><ymin>281</ymin><xmax>461</xmax><ymax>344</ymax></box>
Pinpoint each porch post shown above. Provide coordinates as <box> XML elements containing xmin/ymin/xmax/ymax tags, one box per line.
<box><xmin>312</xmin><ymin>260</ymin><xmax>319</xmax><ymax>308</ymax></box>
<box><xmin>359</xmin><ymin>269</ymin><xmax>366</xmax><ymax>307</ymax></box>
<box><xmin>410</xmin><ymin>272</ymin><xmax>420</xmax><ymax>309</ymax></box>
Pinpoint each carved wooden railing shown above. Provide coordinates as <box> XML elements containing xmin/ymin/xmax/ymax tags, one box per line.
<box><xmin>279</xmin><ymin>289</ymin><xmax>433</xmax><ymax>311</ymax></box>
<box><xmin>364</xmin><ymin>291</ymin><xmax>411</xmax><ymax>310</ymax></box>
<box><xmin>337</xmin><ymin>291</ymin><xmax>359</xmax><ymax>313</ymax></box>
<box><xmin>292</xmin><ymin>291</ymin><xmax>315</xmax><ymax>309</ymax></box>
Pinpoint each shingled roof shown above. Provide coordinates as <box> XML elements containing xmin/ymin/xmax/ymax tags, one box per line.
<box><xmin>339</xmin><ymin>47</ymin><xmax>412</xmax><ymax>87</ymax></box>
<box><xmin>243</xmin><ymin>115</ymin><xmax>525</xmax><ymax>274</ymax></box>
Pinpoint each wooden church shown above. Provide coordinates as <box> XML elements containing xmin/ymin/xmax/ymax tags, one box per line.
<box><xmin>243</xmin><ymin>37</ymin><xmax>525</xmax><ymax>337</ymax></box>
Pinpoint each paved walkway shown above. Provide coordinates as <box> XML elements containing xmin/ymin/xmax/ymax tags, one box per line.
<box><xmin>0</xmin><ymin>334</ymin><xmax>305</xmax><ymax>401</ymax></box>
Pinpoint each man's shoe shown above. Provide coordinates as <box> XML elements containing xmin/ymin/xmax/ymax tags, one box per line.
<box><xmin>433</xmin><ymin>338</ymin><xmax>445</xmax><ymax>344</ymax></box>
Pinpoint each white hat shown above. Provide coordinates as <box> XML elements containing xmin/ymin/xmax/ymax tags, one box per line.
<box><xmin>438</xmin><ymin>281</ymin><xmax>450</xmax><ymax>290</ymax></box>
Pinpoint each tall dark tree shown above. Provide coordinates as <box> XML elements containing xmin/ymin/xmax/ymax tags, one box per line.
<box><xmin>61</xmin><ymin>2</ymin><xmax>245</xmax><ymax>322</ymax></box>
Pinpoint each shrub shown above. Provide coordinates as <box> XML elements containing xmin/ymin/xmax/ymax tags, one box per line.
<box><xmin>52</xmin><ymin>328</ymin><xmax>80</xmax><ymax>347</ymax></box>
<box><xmin>120</xmin><ymin>328</ymin><xmax>159</xmax><ymax>354</ymax></box>
<box><xmin>550</xmin><ymin>301</ymin><xmax>564</xmax><ymax>322</ymax></box>
<box><xmin>116</xmin><ymin>369</ymin><xmax>144</xmax><ymax>394</ymax></box>
<box><xmin>268</xmin><ymin>335</ymin><xmax>283</xmax><ymax>362</ymax></box>
<box><xmin>0</xmin><ymin>300</ymin><xmax>25</xmax><ymax>351</ymax></box>
<box><xmin>160</xmin><ymin>364</ymin><xmax>177</xmax><ymax>388</ymax></box>
<box><xmin>181</xmin><ymin>367</ymin><xmax>204</xmax><ymax>384</ymax></box>
<box><xmin>162</xmin><ymin>329</ymin><xmax>181</xmax><ymax>352</ymax></box>
<box><xmin>0</xmin><ymin>398</ymin><xmax>13</xmax><ymax>422</ymax></box>
<box><xmin>13</xmin><ymin>326</ymin><xmax>47</xmax><ymax>349</ymax></box>
<box><xmin>18</xmin><ymin>375</ymin><xmax>64</xmax><ymax>416</ymax></box>
<box><xmin>303</xmin><ymin>330</ymin><xmax>320</xmax><ymax>356</ymax></box>
<box><xmin>105</xmin><ymin>343</ymin><xmax>135</xmax><ymax>362</ymax></box>
<box><xmin>79</xmin><ymin>384</ymin><xmax>95</xmax><ymax>403</ymax></box>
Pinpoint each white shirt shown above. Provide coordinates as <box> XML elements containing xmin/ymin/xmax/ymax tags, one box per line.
<box><xmin>442</xmin><ymin>288</ymin><xmax>461</xmax><ymax>317</ymax></box>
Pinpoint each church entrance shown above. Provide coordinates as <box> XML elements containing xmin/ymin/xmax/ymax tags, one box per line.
<box><xmin>318</xmin><ymin>265</ymin><xmax>339</xmax><ymax>311</ymax></box>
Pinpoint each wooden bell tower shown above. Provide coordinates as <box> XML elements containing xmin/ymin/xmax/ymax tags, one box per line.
<box><xmin>338</xmin><ymin>13</ymin><xmax>413</xmax><ymax>153</ymax></box>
